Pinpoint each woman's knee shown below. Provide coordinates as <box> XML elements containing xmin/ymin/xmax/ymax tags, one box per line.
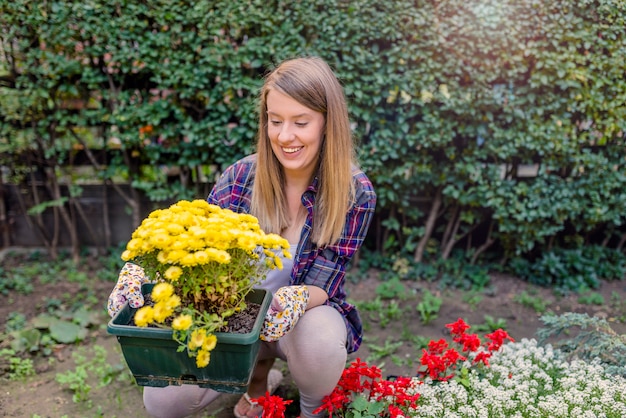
<box><xmin>288</xmin><ymin>306</ymin><xmax>347</xmax><ymax>359</ymax></box>
<box><xmin>143</xmin><ymin>385</ymin><xmax>220</xmax><ymax>418</ymax></box>
<box><xmin>283</xmin><ymin>306</ymin><xmax>347</xmax><ymax>386</ymax></box>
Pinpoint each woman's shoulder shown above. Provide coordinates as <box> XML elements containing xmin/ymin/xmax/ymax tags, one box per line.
<box><xmin>350</xmin><ymin>165</ymin><xmax>376</xmax><ymax>205</ymax></box>
<box><xmin>351</xmin><ymin>165</ymin><xmax>375</xmax><ymax>192</ymax></box>
<box><xmin>221</xmin><ymin>154</ymin><xmax>257</xmax><ymax>179</ymax></box>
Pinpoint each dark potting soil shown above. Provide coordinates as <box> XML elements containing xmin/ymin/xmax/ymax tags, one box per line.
<box><xmin>141</xmin><ymin>294</ymin><xmax>261</xmax><ymax>334</ymax></box>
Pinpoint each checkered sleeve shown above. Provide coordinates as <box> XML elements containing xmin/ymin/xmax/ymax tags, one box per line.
<box><xmin>207</xmin><ymin>155</ymin><xmax>256</xmax><ymax>213</ymax></box>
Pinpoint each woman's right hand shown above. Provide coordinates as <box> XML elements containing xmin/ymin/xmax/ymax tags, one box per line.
<box><xmin>107</xmin><ymin>262</ymin><xmax>150</xmax><ymax>317</ymax></box>
<box><xmin>260</xmin><ymin>285</ymin><xmax>310</xmax><ymax>342</ymax></box>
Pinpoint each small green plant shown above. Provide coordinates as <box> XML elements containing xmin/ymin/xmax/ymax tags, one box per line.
<box><xmin>473</xmin><ymin>315</ymin><xmax>507</xmax><ymax>333</ymax></box>
<box><xmin>417</xmin><ymin>290</ymin><xmax>442</xmax><ymax>325</ymax></box>
<box><xmin>4</xmin><ymin>312</ymin><xmax>27</xmax><ymax>333</ymax></box>
<box><xmin>513</xmin><ymin>290</ymin><xmax>550</xmax><ymax>314</ymax></box>
<box><xmin>0</xmin><ymin>271</ymin><xmax>34</xmax><ymax>295</ymax></box>
<box><xmin>375</xmin><ymin>277</ymin><xmax>407</xmax><ymax>300</ymax></box>
<box><xmin>340</xmin><ymin>394</ymin><xmax>386</xmax><ymax>417</ymax></box>
<box><xmin>364</xmin><ymin>336</ymin><xmax>404</xmax><ymax>363</ymax></box>
<box><xmin>379</xmin><ymin>300</ymin><xmax>403</xmax><ymax>329</ymax></box>
<box><xmin>578</xmin><ymin>291</ymin><xmax>604</xmax><ymax>306</ymax></box>
<box><xmin>462</xmin><ymin>291</ymin><xmax>484</xmax><ymax>312</ymax></box>
<box><xmin>56</xmin><ymin>345</ymin><xmax>128</xmax><ymax>406</ymax></box>
<box><xmin>0</xmin><ymin>348</ymin><xmax>35</xmax><ymax>380</ymax></box>
<box><xmin>400</xmin><ymin>327</ymin><xmax>430</xmax><ymax>351</ymax></box>
<box><xmin>354</xmin><ymin>297</ymin><xmax>403</xmax><ymax>329</ymax></box>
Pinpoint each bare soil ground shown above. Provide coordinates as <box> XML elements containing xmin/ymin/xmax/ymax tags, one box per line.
<box><xmin>1</xmin><ymin>253</ymin><xmax>625</xmax><ymax>418</ymax></box>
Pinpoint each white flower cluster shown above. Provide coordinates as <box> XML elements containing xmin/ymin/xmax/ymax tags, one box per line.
<box><xmin>406</xmin><ymin>338</ymin><xmax>626</xmax><ymax>417</ymax></box>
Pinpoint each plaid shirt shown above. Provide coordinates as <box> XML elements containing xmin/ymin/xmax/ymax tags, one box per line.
<box><xmin>207</xmin><ymin>154</ymin><xmax>376</xmax><ymax>353</ymax></box>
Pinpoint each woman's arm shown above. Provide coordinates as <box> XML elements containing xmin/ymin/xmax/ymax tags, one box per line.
<box><xmin>305</xmin><ymin>285</ymin><xmax>329</xmax><ymax>309</ymax></box>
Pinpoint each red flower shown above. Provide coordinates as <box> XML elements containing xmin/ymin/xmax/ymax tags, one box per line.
<box><xmin>485</xmin><ymin>329</ymin><xmax>515</xmax><ymax>351</ymax></box>
<box><xmin>250</xmin><ymin>391</ymin><xmax>293</xmax><ymax>418</ymax></box>
<box><xmin>427</xmin><ymin>338</ymin><xmax>448</xmax><ymax>355</ymax></box>
<box><xmin>388</xmin><ymin>404</ymin><xmax>406</xmax><ymax>417</ymax></box>
<box><xmin>445</xmin><ymin>318</ymin><xmax>470</xmax><ymax>336</ymax></box>
<box><xmin>313</xmin><ymin>358</ymin><xmax>382</xmax><ymax>416</ymax></box>
<box><xmin>473</xmin><ymin>351</ymin><xmax>492</xmax><ymax>366</ymax></box>
<box><xmin>456</xmin><ymin>333</ymin><xmax>481</xmax><ymax>352</ymax></box>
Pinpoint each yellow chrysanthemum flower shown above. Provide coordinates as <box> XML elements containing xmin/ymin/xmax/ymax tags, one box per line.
<box><xmin>196</xmin><ymin>349</ymin><xmax>210</xmax><ymax>368</ymax></box>
<box><xmin>150</xmin><ymin>231</ymin><xmax>172</xmax><ymax>248</ymax></box>
<box><xmin>214</xmin><ymin>249</ymin><xmax>231</xmax><ymax>264</ymax></box>
<box><xmin>190</xmin><ymin>199</ymin><xmax>210</xmax><ymax>209</ymax></box>
<box><xmin>180</xmin><ymin>253</ymin><xmax>197</xmax><ymax>266</ymax></box>
<box><xmin>194</xmin><ymin>250</ymin><xmax>210</xmax><ymax>264</ymax></box>
<box><xmin>188</xmin><ymin>225</ymin><xmax>206</xmax><ymax>237</ymax></box>
<box><xmin>134</xmin><ymin>306</ymin><xmax>154</xmax><ymax>327</ymax></box>
<box><xmin>188</xmin><ymin>328</ymin><xmax>207</xmax><ymax>351</ymax></box>
<box><xmin>164</xmin><ymin>250</ymin><xmax>186</xmax><ymax>264</ymax></box>
<box><xmin>166</xmin><ymin>223</ymin><xmax>185</xmax><ymax>235</ymax></box>
<box><xmin>171</xmin><ymin>314</ymin><xmax>193</xmax><ymax>331</ymax></box>
<box><xmin>164</xmin><ymin>266</ymin><xmax>183</xmax><ymax>281</ymax></box>
<box><xmin>152</xmin><ymin>282</ymin><xmax>174</xmax><ymax>303</ymax></box>
<box><xmin>153</xmin><ymin>301</ymin><xmax>173</xmax><ymax>323</ymax></box>
<box><xmin>165</xmin><ymin>294</ymin><xmax>181</xmax><ymax>310</ymax></box>
<box><xmin>202</xmin><ymin>334</ymin><xmax>218</xmax><ymax>352</ymax></box>
<box><xmin>148</xmin><ymin>208</ymin><xmax>165</xmax><ymax>219</ymax></box>
<box><xmin>127</xmin><ymin>238</ymin><xmax>143</xmax><ymax>251</ymax></box>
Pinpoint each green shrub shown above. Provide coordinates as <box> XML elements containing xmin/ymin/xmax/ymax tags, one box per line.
<box><xmin>1</xmin><ymin>0</ymin><xmax>624</xmax><ymax>270</ymax></box>
<box><xmin>509</xmin><ymin>245</ymin><xmax>626</xmax><ymax>292</ymax></box>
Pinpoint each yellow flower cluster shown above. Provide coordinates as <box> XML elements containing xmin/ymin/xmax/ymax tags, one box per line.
<box><xmin>122</xmin><ymin>199</ymin><xmax>289</xmax><ymax>269</ymax></box>
<box><xmin>124</xmin><ymin>199</ymin><xmax>291</xmax><ymax>368</ymax></box>
<box><xmin>188</xmin><ymin>329</ymin><xmax>218</xmax><ymax>368</ymax></box>
<box><xmin>134</xmin><ymin>282</ymin><xmax>181</xmax><ymax>326</ymax></box>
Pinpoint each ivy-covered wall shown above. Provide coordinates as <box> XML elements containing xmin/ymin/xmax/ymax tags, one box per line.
<box><xmin>1</xmin><ymin>0</ymin><xmax>625</xmax><ymax>265</ymax></box>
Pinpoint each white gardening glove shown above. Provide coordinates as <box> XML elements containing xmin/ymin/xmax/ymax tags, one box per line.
<box><xmin>107</xmin><ymin>262</ymin><xmax>151</xmax><ymax>317</ymax></box>
<box><xmin>260</xmin><ymin>285</ymin><xmax>310</xmax><ymax>342</ymax></box>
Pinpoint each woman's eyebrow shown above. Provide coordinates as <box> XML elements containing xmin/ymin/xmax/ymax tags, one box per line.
<box><xmin>267</xmin><ymin>111</ymin><xmax>310</xmax><ymax>118</ymax></box>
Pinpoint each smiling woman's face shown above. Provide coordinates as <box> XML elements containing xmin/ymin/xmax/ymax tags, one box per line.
<box><xmin>266</xmin><ymin>89</ymin><xmax>326</xmax><ymax>179</ymax></box>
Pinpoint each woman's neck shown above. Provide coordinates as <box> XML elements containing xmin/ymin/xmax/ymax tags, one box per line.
<box><xmin>281</xmin><ymin>180</ymin><xmax>308</xmax><ymax>244</ymax></box>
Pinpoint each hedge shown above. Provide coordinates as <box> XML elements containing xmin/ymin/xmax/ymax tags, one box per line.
<box><xmin>1</xmin><ymin>0</ymin><xmax>625</xmax><ymax>266</ymax></box>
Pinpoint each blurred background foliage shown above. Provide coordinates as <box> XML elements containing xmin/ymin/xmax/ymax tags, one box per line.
<box><xmin>1</xmin><ymin>0</ymin><xmax>625</xmax><ymax>284</ymax></box>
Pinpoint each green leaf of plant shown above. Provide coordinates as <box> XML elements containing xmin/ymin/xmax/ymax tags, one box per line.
<box><xmin>72</xmin><ymin>307</ymin><xmax>100</xmax><ymax>327</ymax></box>
<box><xmin>49</xmin><ymin>319</ymin><xmax>88</xmax><ymax>343</ymax></box>
<box><xmin>30</xmin><ymin>313</ymin><xmax>58</xmax><ymax>329</ymax></box>
<box><xmin>10</xmin><ymin>328</ymin><xmax>42</xmax><ymax>353</ymax></box>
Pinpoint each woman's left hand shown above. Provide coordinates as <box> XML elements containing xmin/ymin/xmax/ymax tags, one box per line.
<box><xmin>260</xmin><ymin>285</ymin><xmax>310</xmax><ymax>342</ymax></box>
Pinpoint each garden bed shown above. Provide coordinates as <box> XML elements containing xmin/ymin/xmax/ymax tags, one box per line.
<box><xmin>1</xmin><ymin>252</ymin><xmax>625</xmax><ymax>417</ymax></box>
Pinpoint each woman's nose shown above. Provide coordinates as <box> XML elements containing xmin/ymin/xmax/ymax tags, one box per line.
<box><xmin>278</xmin><ymin>124</ymin><xmax>295</xmax><ymax>142</ymax></box>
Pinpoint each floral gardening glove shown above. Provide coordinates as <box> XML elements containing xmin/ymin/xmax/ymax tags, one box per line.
<box><xmin>261</xmin><ymin>285</ymin><xmax>310</xmax><ymax>342</ymax></box>
<box><xmin>107</xmin><ymin>262</ymin><xmax>151</xmax><ymax>317</ymax></box>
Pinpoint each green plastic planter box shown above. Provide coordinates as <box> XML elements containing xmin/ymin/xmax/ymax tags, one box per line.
<box><xmin>107</xmin><ymin>285</ymin><xmax>271</xmax><ymax>394</ymax></box>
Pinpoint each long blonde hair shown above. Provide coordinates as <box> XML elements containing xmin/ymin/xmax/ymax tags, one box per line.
<box><xmin>251</xmin><ymin>56</ymin><xmax>355</xmax><ymax>246</ymax></box>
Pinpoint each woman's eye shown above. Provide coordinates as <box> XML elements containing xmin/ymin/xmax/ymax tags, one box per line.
<box><xmin>270</xmin><ymin>120</ymin><xmax>282</xmax><ymax>126</ymax></box>
<box><xmin>295</xmin><ymin>122</ymin><xmax>308</xmax><ymax>127</ymax></box>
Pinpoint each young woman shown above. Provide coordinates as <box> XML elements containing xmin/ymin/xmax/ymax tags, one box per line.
<box><xmin>108</xmin><ymin>56</ymin><xmax>376</xmax><ymax>418</ymax></box>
